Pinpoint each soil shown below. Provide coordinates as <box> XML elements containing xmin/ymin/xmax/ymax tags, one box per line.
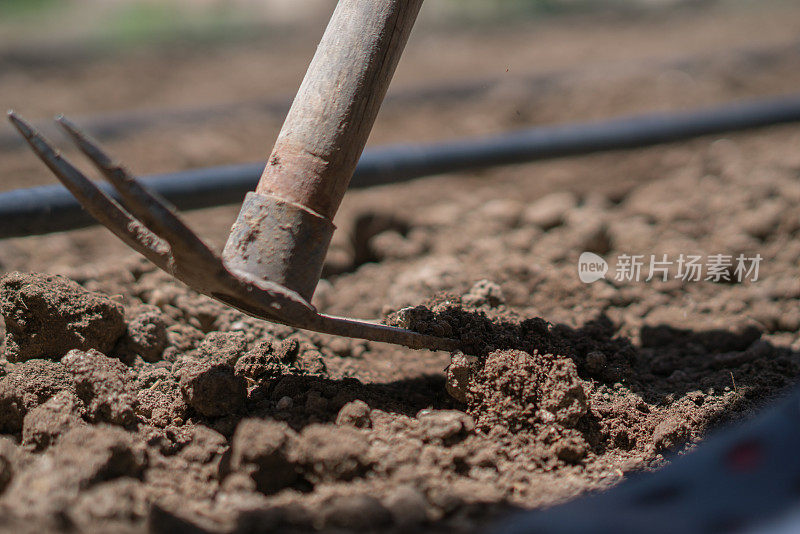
<box><xmin>1</xmin><ymin>3</ymin><xmax>800</xmax><ymax>533</ymax></box>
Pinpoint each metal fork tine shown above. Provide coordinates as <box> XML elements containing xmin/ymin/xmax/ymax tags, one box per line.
<box><xmin>55</xmin><ymin>115</ymin><xmax>220</xmax><ymax>266</ymax></box>
<box><xmin>7</xmin><ymin>111</ymin><xmax>171</xmax><ymax>271</ymax></box>
<box><xmin>9</xmin><ymin>114</ymin><xmax>460</xmax><ymax>352</ymax></box>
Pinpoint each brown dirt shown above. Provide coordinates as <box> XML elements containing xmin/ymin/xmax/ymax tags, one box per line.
<box><xmin>1</xmin><ymin>3</ymin><xmax>800</xmax><ymax>533</ymax></box>
<box><xmin>0</xmin><ymin>272</ymin><xmax>126</xmax><ymax>362</ymax></box>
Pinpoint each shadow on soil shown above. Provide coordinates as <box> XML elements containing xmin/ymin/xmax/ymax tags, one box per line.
<box><xmin>391</xmin><ymin>304</ymin><xmax>799</xmax><ymax>414</ymax></box>
<box><xmin>198</xmin><ymin>308</ymin><xmax>799</xmax><ymax>440</ymax></box>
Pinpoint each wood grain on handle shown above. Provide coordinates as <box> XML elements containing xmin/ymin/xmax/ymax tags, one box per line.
<box><xmin>255</xmin><ymin>0</ymin><xmax>424</xmax><ymax>220</ymax></box>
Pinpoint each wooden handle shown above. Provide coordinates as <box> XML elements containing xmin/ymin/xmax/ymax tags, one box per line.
<box><xmin>255</xmin><ymin>0</ymin><xmax>424</xmax><ymax>220</ymax></box>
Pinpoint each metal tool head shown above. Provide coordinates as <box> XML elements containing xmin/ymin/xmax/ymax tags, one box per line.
<box><xmin>7</xmin><ymin>112</ymin><xmax>459</xmax><ymax>352</ymax></box>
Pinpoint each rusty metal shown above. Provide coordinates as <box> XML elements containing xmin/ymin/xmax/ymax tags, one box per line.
<box><xmin>7</xmin><ymin>112</ymin><xmax>459</xmax><ymax>352</ymax></box>
<box><xmin>222</xmin><ymin>192</ymin><xmax>334</xmax><ymax>302</ymax></box>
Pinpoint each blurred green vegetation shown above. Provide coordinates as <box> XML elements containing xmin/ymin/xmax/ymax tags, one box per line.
<box><xmin>0</xmin><ymin>0</ymin><xmax>269</xmax><ymax>51</ymax></box>
<box><xmin>99</xmin><ymin>2</ymin><xmax>247</xmax><ymax>46</ymax></box>
<box><xmin>0</xmin><ymin>0</ymin><xmax>732</xmax><ymax>52</ymax></box>
<box><xmin>0</xmin><ymin>0</ymin><xmax>59</xmax><ymax>18</ymax></box>
<box><xmin>448</xmin><ymin>0</ymin><xmax>610</xmax><ymax>17</ymax></box>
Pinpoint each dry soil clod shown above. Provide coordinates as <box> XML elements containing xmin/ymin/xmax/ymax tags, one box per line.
<box><xmin>0</xmin><ymin>272</ymin><xmax>126</xmax><ymax>362</ymax></box>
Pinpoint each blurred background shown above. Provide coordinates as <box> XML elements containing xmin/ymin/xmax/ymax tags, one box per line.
<box><xmin>0</xmin><ymin>0</ymin><xmax>717</xmax><ymax>50</ymax></box>
<box><xmin>1</xmin><ymin>0</ymin><xmax>799</xmax><ymax>275</ymax></box>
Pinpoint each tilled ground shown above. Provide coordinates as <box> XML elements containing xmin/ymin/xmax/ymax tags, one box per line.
<box><xmin>1</xmin><ymin>3</ymin><xmax>800</xmax><ymax>533</ymax></box>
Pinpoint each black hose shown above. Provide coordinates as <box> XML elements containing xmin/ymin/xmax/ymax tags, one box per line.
<box><xmin>0</xmin><ymin>80</ymin><xmax>501</xmax><ymax>151</ymax></box>
<box><xmin>2</xmin><ymin>39</ymin><xmax>796</xmax><ymax>152</ymax></box>
<box><xmin>3</xmin><ymin>93</ymin><xmax>800</xmax><ymax>239</ymax></box>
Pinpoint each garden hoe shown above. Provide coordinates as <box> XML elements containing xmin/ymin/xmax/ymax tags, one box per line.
<box><xmin>8</xmin><ymin>0</ymin><xmax>459</xmax><ymax>352</ymax></box>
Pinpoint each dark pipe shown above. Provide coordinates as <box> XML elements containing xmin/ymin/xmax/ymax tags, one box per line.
<box><xmin>3</xmin><ymin>93</ymin><xmax>800</xmax><ymax>238</ymax></box>
<box><xmin>2</xmin><ymin>39</ymin><xmax>796</xmax><ymax>151</ymax></box>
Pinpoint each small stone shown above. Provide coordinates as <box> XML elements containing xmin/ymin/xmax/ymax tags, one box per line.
<box><xmin>574</xmin><ymin>218</ymin><xmax>611</xmax><ymax>255</ymax></box>
<box><xmin>179</xmin><ymin>360</ymin><xmax>246</xmax><ymax>418</ymax></box>
<box><xmin>0</xmin><ymin>272</ymin><xmax>126</xmax><ymax>362</ymax></box>
<box><xmin>335</xmin><ymin>400</ymin><xmax>371</xmax><ymax>428</ymax></box>
<box><xmin>229</xmin><ymin>321</ymin><xmax>248</xmax><ymax>332</ymax></box>
<box><xmin>652</xmin><ymin>416</ymin><xmax>689</xmax><ymax>451</ymax></box>
<box><xmin>350</xmin><ymin>342</ymin><xmax>368</xmax><ymax>359</ymax></box>
<box><xmin>539</xmin><ymin>410</ymin><xmax>555</xmax><ymax>423</ymax></box>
